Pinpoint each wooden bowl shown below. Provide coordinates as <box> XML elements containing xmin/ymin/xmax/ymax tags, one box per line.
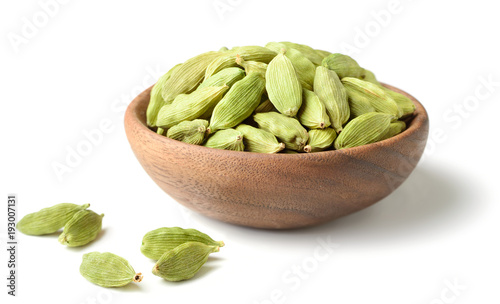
<box><xmin>124</xmin><ymin>84</ymin><xmax>429</xmax><ymax>229</ymax></box>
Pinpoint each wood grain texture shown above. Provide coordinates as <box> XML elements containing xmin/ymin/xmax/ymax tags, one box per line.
<box><xmin>124</xmin><ymin>83</ymin><xmax>429</xmax><ymax>229</ymax></box>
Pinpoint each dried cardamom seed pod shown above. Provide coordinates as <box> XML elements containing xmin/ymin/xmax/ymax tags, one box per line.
<box><xmin>315</xmin><ymin>48</ymin><xmax>332</xmax><ymax>59</ymax></box>
<box><xmin>254</xmin><ymin>98</ymin><xmax>277</xmax><ymax>113</ymax></box>
<box><xmin>314</xmin><ymin>66</ymin><xmax>350</xmax><ymax>133</ymax></box>
<box><xmin>235</xmin><ymin>54</ymin><xmax>267</xmax><ymax>77</ymax></box>
<box><xmin>152</xmin><ymin>242</ymin><xmax>219</xmax><ymax>282</ymax></box>
<box><xmin>17</xmin><ymin>203</ymin><xmax>90</xmax><ymax>236</ymax></box>
<box><xmin>363</xmin><ymin>69</ymin><xmax>380</xmax><ymax>85</ymax></box>
<box><xmin>298</xmin><ymin>89</ymin><xmax>331</xmax><ymax>129</ymax></box>
<box><xmin>80</xmin><ymin>252</ymin><xmax>143</xmax><ymax>288</ymax></box>
<box><xmin>205</xmin><ymin>46</ymin><xmax>277</xmax><ymax>78</ymax></box>
<box><xmin>322</xmin><ymin>53</ymin><xmax>366</xmax><ymax>79</ymax></box>
<box><xmin>334</xmin><ymin>112</ymin><xmax>394</xmax><ymax>150</ymax></box>
<box><xmin>166</xmin><ymin>119</ymin><xmax>209</xmax><ymax>145</ymax></box>
<box><xmin>342</xmin><ymin>77</ymin><xmax>402</xmax><ymax>118</ymax></box>
<box><xmin>156</xmin><ymin>127</ymin><xmax>165</xmax><ymax>135</ymax></box>
<box><xmin>266</xmin><ymin>42</ymin><xmax>315</xmax><ymax>90</ymax></box>
<box><xmin>161</xmin><ymin>51</ymin><xmax>223</xmax><ymax>103</ymax></box>
<box><xmin>382</xmin><ymin>88</ymin><xmax>416</xmax><ymax>118</ymax></box>
<box><xmin>278</xmin><ymin>41</ymin><xmax>324</xmax><ymax>66</ymax></box>
<box><xmin>380</xmin><ymin>120</ymin><xmax>406</xmax><ymax>140</ymax></box>
<box><xmin>344</xmin><ymin>81</ymin><xmax>377</xmax><ymax>118</ymax></box>
<box><xmin>236</xmin><ymin>124</ymin><xmax>285</xmax><ymax>153</ymax></box>
<box><xmin>197</xmin><ymin>67</ymin><xmax>245</xmax><ymax>90</ymax></box>
<box><xmin>304</xmin><ymin>128</ymin><xmax>337</xmax><ymax>153</ymax></box>
<box><xmin>157</xmin><ymin>85</ymin><xmax>229</xmax><ymax>129</ymax></box>
<box><xmin>208</xmin><ymin>72</ymin><xmax>265</xmax><ymax>132</ymax></box>
<box><xmin>147</xmin><ymin>63</ymin><xmax>182</xmax><ymax>127</ymax></box>
<box><xmin>254</xmin><ymin>112</ymin><xmax>309</xmax><ymax>151</ymax></box>
<box><xmin>266</xmin><ymin>49</ymin><xmax>303</xmax><ymax>117</ymax></box>
<box><xmin>58</xmin><ymin>209</ymin><xmax>104</xmax><ymax>247</ymax></box>
<box><xmin>204</xmin><ymin>128</ymin><xmax>244</xmax><ymax>151</ymax></box>
<box><xmin>141</xmin><ymin>227</ymin><xmax>224</xmax><ymax>260</ymax></box>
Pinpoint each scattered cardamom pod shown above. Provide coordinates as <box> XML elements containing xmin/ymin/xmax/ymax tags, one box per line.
<box><xmin>334</xmin><ymin>112</ymin><xmax>395</xmax><ymax>150</ymax></box>
<box><xmin>315</xmin><ymin>48</ymin><xmax>332</xmax><ymax>59</ymax></box>
<box><xmin>236</xmin><ymin>124</ymin><xmax>285</xmax><ymax>153</ymax></box>
<box><xmin>58</xmin><ymin>209</ymin><xmax>104</xmax><ymax>247</ymax></box>
<box><xmin>204</xmin><ymin>128</ymin><xmax>244</xmax><ymax>151</ymax></box>
<box><xmin>298</xmin><ymin>89</ymin><xmax>331</xmax><ymax>129</ymax></box>
<box><xmin>342</xmin><ymin>77</ymin><xmax>402</xmax><ymax>118</ymax></box>
<box><xmin>254</xmin><ymin>112</ymin><xmax>309</xmax><ymax>151</ymax></box>
<box><xmin>322</xmin><ymin>53</ymin><xmax>365</xmax><ymax>79</ymax></box>
<box><xmin>304</xmin><ymin>128</ymin><xmax>337</xmax><ymax>153</ymax></box>
<box><xmin>266</xmin><ymin>49</ymin><xmax>302</xmax><ymax>117</ymax></box>
<box><xmin>157</xmin><ymin>85</ymin><xmax>229</xmax><ymax>129</ymax></box>
<box><xmin>152</xmin><ymin>242</ymin><xmax>219</xmax><ymax>282</ymax></box>
<box><xmin>166</xmin><ymin>119</ymin><xmax>209</xmax><ymax>145</ymax></box>
<box><xmin>161</xmin><ymin>51</ymin><xmax>223</xmax><ymax>103</ymax></box>
<box><xmin>314</xmin><ymin>66</ymin><xmax>350</xmax><ymax>133</ymax></box>
<box><xmin>141</xmin><ymin>227</ymin><xmax>224</xmax><ymax>260</ymax></box>
<box><xmin>80</xmin><ymin>252</ymin><xmax>143</xmax><ymax>288</ymax></box>
<box><xmin>209</xmin><ymin>72</ymin><xmax>265</xmax><ymax>132</ymax></box>
<box><xmin>147</xmin><ymin>63</ymin><xmax>182</xmax><ymax>127</ymax></box>
<box><xmin>17</xmin><ymin>203</ymin><xmax>89</xmax><ymax>236</ymax></box>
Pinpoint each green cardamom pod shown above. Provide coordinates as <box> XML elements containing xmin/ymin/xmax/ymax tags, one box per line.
<box><xmin>152</xmin><ymin>242</ymin><xmax>219</xmax><ymax>281</ymax></box>
<box><xmin>156</xmin><ymin>127</ymin><xmax>165</xmax><ymax>135</ymax></box>
<box><xmin>334</xmin><ymin>112</ymin><xmax>394</xmax><ymax>150</ymax></box>
<box><xmin>343</xmin><ymin>81</ymin><xmax>377</xmax><ymax>118</ymax></box>
<box><xmin>342</xmin><ymin>77</ymin><xmax>402</xmax><ymax>118</ymax></box>
<box><xmin>380</xmin><ymin>120</ymin><xmax>406</xmax><ymax>140</ymax></box>
<box><xmin>218</xmin><ymin>46</ymin><xmax>229</xmax><ymax>52</ymax></box>
<box><xmin>304</xmin><ymin>128</ymin><xmax>337</xmax><ymax>153</ymax></box>
<box><xmin>298</xmin><ymin>89</ymin><xmax>331</xmax><ymax>129</ymax></box>
<box><xmin>278</xmin><ymin>41</ymin><xmax>324</xmax><ymax>66</ymax></box>
<box><xmin>266</xmin><ymin>49</ymin><xmax>303</xmax><ymax>117</ymax></box>
<box><xmin>208</xmin><ymin>72</ymin><xmax>265</xmax><ymax>132</ymax></box>
<box><xmin>254</xmin><ymin>98</ymin><xmax>277</xmax><ymax>113</ymax></box>
<box><xmin>266</xmin><ymin>42</ymin><xmax>316</xmax><ymax>90</ymax></box>
<box><xmin>236</xmin><ymin>124</ymin><xmax>285</xmax><ymax>153</ymax></box>
<box><xmin>363</xmin><ymin>69</ymin><xmax>380</xmax><ymax>85</ymax></box>
<box><xmin>205</xmin><ymin>46</ymin><xmax>277</xmax><ymax>78</ymax></box>
<box><xmin>141</xmin><ymin>227</ymin><xmax>224</xmax><ymax>260</ymax></box>
<box><xmin>166</xmin><ymin>119</ymin><xmax>209</xmax><ymax>145</ymax></box>
<box><xmin>80</xmin><ymin>252</ymin><xmax>143</xmax><ymax>287</ymax></box>
<box><xmin>315</xmin><ymin>48</ymin><xmax>332</xmax><ymax>60</ymax></box>
<box><xmin>161</xmin><ymin>51</ymin><xmax>223</xmax><ymax>102</ymax></box>
<box><xmin>204</xmin><ymin>128</ymin><xmax>244</xmax><ymax>151</ymax></box>
<box><xmin>157</xmin><ymin>85</ymin><xmax>229</xmax><ymax>129</ymax></box>
<box><xmin>147</xmin><ymin>63</ymin><xmax>182</xmax><ymax>127</ymax></box>
<box><xmin>197</xmin><ymin>67</ymin><xmax>245</xmax><ymax>91</ymax></box>
<box><xmin>17</xmin><ymin>203</ymin><xmax>90</xmax><ymax>236</ymax></box>
<box><xmin>322</xmin><ymin>53</ymin><xmax>366</xmax><ymax>79</ymax></box>
<box><xmin>235</xmin><ymin>55</ymin><xmax>268</xmax><ymax>77</ymax></box>
<box><xmin>58</xmin><ymin>210</ymin><xmax>104</xmax><ymax>247</ymax></box>
<box><xmin>254</xmin><ymin>112</ymin><xmax>309</xmax><ymax>151</ymax></box>
<box><xmin>382</xmin><ymin>87</ymin><xmax>416</xmax><ymax>118</ymax></box>
<box><xmin>314</xmin><ymin>66</ymin><xmax>350</xmax><ymax>133</ymax></box>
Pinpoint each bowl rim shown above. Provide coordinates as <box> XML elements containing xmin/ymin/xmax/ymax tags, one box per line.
<box><xmin>126</xmin><ymin>82</ymin><xmax>428</xmax><ymax>158</ymax></box>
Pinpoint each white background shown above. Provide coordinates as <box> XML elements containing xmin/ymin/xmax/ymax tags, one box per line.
<box><xmin>1</xmin><ymin>0</ymin><xmax>499</xmax><ymax>303</ymax></box>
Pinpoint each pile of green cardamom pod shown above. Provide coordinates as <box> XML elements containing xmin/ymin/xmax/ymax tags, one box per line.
<box><xmin>147</xmin><ymin>41</ymin><xmax>416</xmax><ymax>153</ymax></box>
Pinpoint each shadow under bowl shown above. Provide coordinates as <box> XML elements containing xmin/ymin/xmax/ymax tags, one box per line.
<box><xmin>124</xmin><ymin>84</ymin><xmax>429</xmax><ymax>229</ymax></box>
